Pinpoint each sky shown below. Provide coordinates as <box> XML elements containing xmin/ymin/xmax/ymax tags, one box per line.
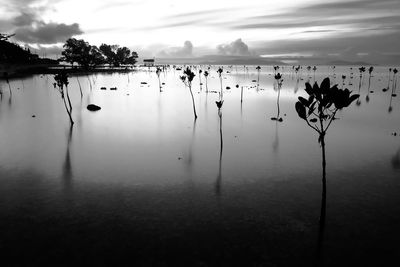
<box><xmin>1</xmin><ymin>0</ymin><xmax>400</xmax><ymax>65</ymax></box>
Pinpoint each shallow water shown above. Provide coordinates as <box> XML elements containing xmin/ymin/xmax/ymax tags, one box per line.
<box><xmin>0</xmin><ymin>66</ymin><xmax>399</xmax><ymax>266</ymax></box>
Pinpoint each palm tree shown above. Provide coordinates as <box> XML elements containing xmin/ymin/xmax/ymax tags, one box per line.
<box><xmin>54</xmin><ymin>72</ymin><xmax>74</xmax><ymax>126</ymax></box>
<box><xmin>295</xmin><ymin>78</ymin><xmax>359</xmax><ymax>265</ymax></box>
<box><xmin>181</xmin><ymin>67</ymin><xmax>198</xmax><ymax>120</ymax></box>
<box><xmin>217</xmin><ymin>67</ymin><xmax>223</xmax><ymax>100</ymax></box>
<box><xmin>271</xmin><ymin>73</ymin><xmax>283</xmax><ymax>122</ymax></box>
<box><xmin>156</xmin><ymin>67</ymin><xmax>162</xmax><ymax>92</ymax></box>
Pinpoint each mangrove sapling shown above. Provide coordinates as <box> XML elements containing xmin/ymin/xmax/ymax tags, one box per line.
<box><xmin>341</xmin><ymin>75</ymin><xmax>346</xmax><ymax>89</ymax></box>
<box><xmin>356</xmin><ymin>67</ymin><xmax>365</xmax><ymax>106</ymax></box>
<box><xmin>217</xmin><ymin>67</ymin><xmax>224</xmax><ymax>100</ymax></box>
<box><xmin>181</xmin><ymin>67</ymin><xmax>198</xmax><ymax>120</ymax></box>
<box><xmin>156</xmin><ymin>67</ymin><xmax>162</xmax><ymax>92</ymax></box>
<box><xmin>199</xmin><ymin>69</ymin><xmax>203</xmax><ymax>91</ymax></box>
<box><xmin>215</xmin><ymin>100</ymin><xmax>224</xmax><ymax>196</ymax></box>
<box><xmin>256</xmin><ymin>66</ymin><xmax>261</xmax><ymax>91</ymax></box>
<box><xmin>54</xmin><ymin>72</ymin><xmax>74</xmax><ymax>125</ymax></box>
<box><xmin>295</xmin><ymin>78</ymin><xmax>359</xmax><ymax>264</ymax></box>
<box><xmin>366</xmin><ymin>66</ymin><xmax>374</xmax><ymax>102</ymax></box>
<box><xmin>384</xmin><ymin>68</ymin><xmax>392</xmax><ymax>92</ymax></box>
<box><xmin>204</xmin><ymin>71</ymin><xmax>209</xmax><ymax>93</ymax></box>
<box><xmin>271</xmin><ymin>73</ymin><xmax>283</xmax><ymax>122</ymax></box>
<box><xmin>392</xmin><ymin>68</ymin><xmax>398</xmax><ymax>97</ymax></box>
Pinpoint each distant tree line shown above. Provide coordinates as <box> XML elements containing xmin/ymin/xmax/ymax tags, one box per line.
<box><xmin>0</xmin><ymin>33</ymin><xmax>57</xmax><ymax>64</ymax></box>
<box><xmin>61</xmin><ymin>38</ymin><xmax>138</xmax><ymax>69</ymax></box>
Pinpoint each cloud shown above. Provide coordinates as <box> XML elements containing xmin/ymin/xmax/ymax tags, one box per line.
<box><xmin>217</xmin><ymin>39</ymin><xmax>250</xmax><ymax>56</ymax></box>
<box><xmin>157</xmin><ymin>41</ymin><xmax>193</xmax><ymax>58</ymax></box>
<box><xmin>13</xmin><ymin>22</ymin><xmax>83</xmax><ymax>44</ymax></box>
<box><xmin>1</xmin><ymin>0</ymin><xmax>83</xmax><ymax>45</ymax></box>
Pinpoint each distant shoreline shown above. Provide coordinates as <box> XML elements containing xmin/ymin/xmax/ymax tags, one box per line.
<box><xmin>0</xmin><ymin>63</ymin><xmax>139</xmax><ymax>79</ymax></box>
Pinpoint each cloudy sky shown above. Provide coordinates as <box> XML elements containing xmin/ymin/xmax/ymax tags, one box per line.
<box><xmin>1</xmin><ymin>0</ymin><xmax>399</xmax><ymax>64</ymax></box>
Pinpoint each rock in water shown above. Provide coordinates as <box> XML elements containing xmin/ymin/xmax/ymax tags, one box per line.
<box><xmin>87</xmin><ymin>104</ymin><xmax>101</xmax><ymax>111</ymax></box>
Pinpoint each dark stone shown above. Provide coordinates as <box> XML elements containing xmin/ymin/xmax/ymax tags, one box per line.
<box><xmin>87</xmin><ymin>104</ymin><xmax>101</xmax><ymax>111</ymax></box>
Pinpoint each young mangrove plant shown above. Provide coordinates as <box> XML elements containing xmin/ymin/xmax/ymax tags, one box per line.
<box><xmin>295</xmin><ymin>77</ymin><xmax>359</xmax><ymax>265</ymax></box>
<box><xmin>392</xmin><ymin>68</ymin><xmax>398</xmax><ymax>97</ymax></box>
<box><xmin>54</xmin><ymin>72</ymin><xmax>74</xmax><ymax>126</ymax></box>
<box><xmin>256</xmin><ymin>66</ymin><xmax>261</xmax><ymax>91</ymax></box>
<box><xmin>384</xmin><ymin>68</ymin><xmax>392</xmax><ymax>92</ymax></box>
<box><xmin>356</xmin><ymin>67</ymin><xmax>366</xmax><ymax>105</ymax></box>
<box><xmin>204</xmin><ymin>70</ymin><xmax>209</xmax><ymax>93</ymax></box>
<box><xmin>215</xmin><ymin>99</ymin><xmax>224</xmax><ymax>196</ymax></box>
<box><xmin>156</xmin><ymin>67</ymin><xmax>162</xmax><ymax>92</ymax></box>
<box><xmin>199</xmin><ymin>69</ymin><xmax>203</xmax><ymax>91</ymax></box>
<box><xmin>366</xmin><ymin>66</ymin><xmax>374</xmax><ymax>102</ymax></box>
<box><xmin>217</xmin><ymin>67</ymin><xmax>223</xmax><ymax>100</ymax></box>
<box><xmin>271</xmin><ymin>73</ymin><xmax>283</xmax><ymax>122</ymax></box>
<box><xmin>181</xmin><ymin>67</ymin><xmax>198</xmax><ymax>120</ymax></box>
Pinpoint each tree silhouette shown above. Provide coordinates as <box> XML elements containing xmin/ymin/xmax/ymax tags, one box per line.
<box><xmin>181</xmin><ymin>67</ymin><xmax>198</xmax><ymax>120</ymax></box>
<box><xmin>199</xmin><ymin>69</ymin><xmax>203</xmax><ymax>91</ymax></box>
<box><xmin>54</xmin><ymin>72</ymin><xmax>74</xmax><ymax>125</ymax></box>
<box><xmin>295</xmin><ymin>78</ymin><xmax>359</xmax><ymax>265</ymax></box>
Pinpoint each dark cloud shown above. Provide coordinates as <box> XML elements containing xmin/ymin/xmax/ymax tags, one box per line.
<box><xmin>217</xmin><ymin>39</ymin><xmax>250</xmax><ymax>56</ymax></box>
<box><xmin>1</xmin><ymin>0</ymin><xmax>82</xmax><ymax>45</ymax></box>
<box><xmin>14</xmin><ymin>22</ymin><xmax>83</xmax><ymax>44</ymax></box>
<box><xmin>157</xmin><ymin>41</ymin><xmax>194</xmax><ymax>58</ymax></box>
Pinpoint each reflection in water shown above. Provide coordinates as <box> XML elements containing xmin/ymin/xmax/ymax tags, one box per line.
<box><xmin>316</xmin><ymin>135</ymin><xmax>327</xmax><ymax>267</ymax></box>
<box><xmin>272</xmin><ymin>122</ymin><xmax>279</xmax><ymax>153</ymax></box>
<box><xmin>215</xmin><ymin>110</ymin><xmax>223</xmax><ymax>197</ymax></box>
<box><xmin>63</xmin><ymin>126</ymin><xmax>73</xmax><ymax>191</ymax></box>
<box><xmin>392</xmin><ymin>148</ymin><xmax>400</xmax><ymax>169</ymax></box>
<box><xmin>184</xmin><ymin>120</ymin><xmax>197</xmax><ymax>171</ymax></box>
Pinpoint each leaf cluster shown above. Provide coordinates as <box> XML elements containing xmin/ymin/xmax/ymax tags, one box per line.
<box><xmin>295</xmin><ymin>77</ymin><xmax>359</xmax><ymax>137</ymax></box>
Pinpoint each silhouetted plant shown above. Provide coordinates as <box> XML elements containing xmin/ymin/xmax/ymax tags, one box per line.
<box><xmin>365</xmin><ymin>66</ymin><xmax>373</xmax><ymax>102</ymax></box>
<box><xmin>199</xmin><ymin>69</ymin><xmax>203</xmax><ymax>91</ymax></box>
<box><xmin>392</xmin><ymin>68</ymin><xmax>398</xmax><ymax>96</ymax></box>
<box><xmin>271</xmin><ymin>73</ymin><xmax>283</xmax><ymax>122</ymax></box>
<box><xmin>54</xmin><ymin>72</ymin><xmax>74</xmax><ymax>125</ymax></box>
<box><xmin>156</xmin><ymin>67</ymin><xmax>162</xmax><ymax>92</ymax></box>
<box><xmin>181</xmin><ymin>67</ymin><xmax>197</xmax><ymax>120</ymax></box>
<box><xmin>215</xmin><ymin>100</ymin><xmax>223</xmax><ymax>196</ymax></box>
<box><xmin>384</xmin><ymin>68</ymin><xmax>392</xmax><ymax>92</ymax></box>
<box><xmin>356</xmin><ymin>67</ymin><xmax>365</xmax><ymax>105</ymax></box>
<box><xmin>341</xmin><ymin>75</ymin><xmax>346</xmax><ymax>89</ymax></box>
<box><xmin>217</xmin><ymin>67</ymin><xmax>223</xmax><ymax>100</ymax></box>
<box><xmin>204</xmin><ymin>70</ymin><xmax>209</xmax><ymax>93</ymax></box>
<box><xmin>256</xmin><ymin>66</ymin><xmax>261</xmax><ymax>91</ymax></box>
<box><xmin>295</xmin><ymin>77</ymin><xmax>359</xmax><ymax>265</ymax></box>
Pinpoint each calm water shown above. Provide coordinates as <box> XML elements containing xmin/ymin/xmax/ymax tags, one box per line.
<box><xmin>0</xmin><ymin>66</ymin><xmax>399</xmax><ymax>266</ymax></box>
